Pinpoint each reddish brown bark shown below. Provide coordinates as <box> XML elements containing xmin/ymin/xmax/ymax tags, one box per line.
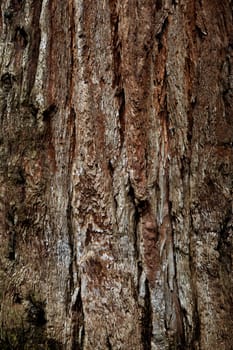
<box><xmin>0</xmin><ymin>1</ymin><xmax>232</xmax><ymax>349</ymax></box>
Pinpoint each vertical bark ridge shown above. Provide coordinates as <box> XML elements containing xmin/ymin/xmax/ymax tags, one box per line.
<box><xmin>0</xmin><ymin>1</ymin><xmax>232</xmax><ymax>349</ymax></box>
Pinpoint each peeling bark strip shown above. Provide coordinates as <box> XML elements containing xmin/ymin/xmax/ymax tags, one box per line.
<box><xmin>0</xmin><ymin>0</ymin><xmax>233</xmax><ymax>349</ymax></box>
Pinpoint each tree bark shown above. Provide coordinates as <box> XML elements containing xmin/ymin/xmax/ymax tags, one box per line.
<box><xmin>0</xmin><ymin>0</ymin><xmax>232</xmax><ymax>349</ymax></box>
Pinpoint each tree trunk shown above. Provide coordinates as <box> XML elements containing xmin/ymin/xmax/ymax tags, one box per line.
<box><xmin>0</xmin><ymin>0</ymin><xmax>232</xmax><ymax>349</ymax></box>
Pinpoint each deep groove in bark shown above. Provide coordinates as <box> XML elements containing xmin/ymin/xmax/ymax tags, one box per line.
<box><xmin>106</xmin><ymin>336</ymin><xmax>113</xmax><ymax>350</ymax></box>
<box><xmin>142</xmin><ymin>278</ymin><xmax>152</xmax><ymax>350</ymax></box>
<box><xmin>156</xmin><ymin>17</ymin><xmax>169</xmax><ymax>51</ymax></box>
<box><xmin>68</xmin><ymin>107</ymin><xmax>76</xmax><ymax>174</ymax></box>
<box><xmin>0</xmin><ymin>0</ymin><xmax>233</xmax><ymax>348</ymax></box>
<box><xmin>118</xmin><ymin>88</ymin><xmax>125</xmax><ymax>149</ymax></box>
<box><xmin>71</xmin><ymin>286</ymin><xmax>85</xmax><ymax>350</ymax></box>
<box><xmin>128</xmin><ymin>181</ymin><xmax>140</xmax><ymax>261</ymax></box>
<box><xmin>109</xmin><ymin>0</ymin><xmax>121</xmax><ymax>88</ymax></box>
<box><xmin>192</xmin><ymin>301</ymin><xmax>201</xmax><ymax>348</ymax></box>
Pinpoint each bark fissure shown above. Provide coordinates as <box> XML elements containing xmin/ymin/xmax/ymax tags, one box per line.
<box><xmin>0</xmin><ymin>0</ymin><xmax>233</xmax><ymax>349</ymax></box>
<box><xmin>142</xmin><ymin>278</ymin><xmax>152</xmax><ymax>350</ymax></box>
<box><xmin>109</xmin><ymin>0</ymin><xmax>121</xmax><ymax>88</ymax></box>
<box><xmin>71</xmin><ymin>286</ymin><xmax>85</xmax><ymax>350</ymax></box>
<box><xmin>155</xmin><ymin>17</ymin><xmax>169</xmax><ymax>52</ymax></box>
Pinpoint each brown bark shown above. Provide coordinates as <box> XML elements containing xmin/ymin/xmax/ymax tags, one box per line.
<box><xmin>0</xmin><ymin>0</ymin><xmax>232</xmax><ymax>349</ymax></box>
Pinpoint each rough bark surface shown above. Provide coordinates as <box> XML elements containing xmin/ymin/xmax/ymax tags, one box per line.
<box><xmin>0</xmin><ymin>0</ymin><xmax>232</xmax><ymax>349</ymax></box>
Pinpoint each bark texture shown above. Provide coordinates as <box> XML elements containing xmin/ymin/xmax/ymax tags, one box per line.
<box><xmin>0</xmin><ymin>0</ymin><xmax>233</xmax><ymax>349</ymax></box>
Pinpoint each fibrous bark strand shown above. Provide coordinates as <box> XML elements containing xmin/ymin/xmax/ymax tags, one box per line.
<box><xmin>0</xmin><ymin>0</ymin><xmax>232</xmax><ymax>349</ymax></box>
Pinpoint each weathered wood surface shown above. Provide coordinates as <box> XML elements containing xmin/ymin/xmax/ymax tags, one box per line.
<box><xmin>0</xmin><ymin>1</ymin><xmax>232</xmax><ymax>349</ymax></box>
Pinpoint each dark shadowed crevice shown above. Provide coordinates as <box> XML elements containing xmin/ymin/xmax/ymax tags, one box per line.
<box><xmin>117</xmin><ymin>87</ymin><xmax>125</xmax><ymax>149</ymax></box>
<box><xmin>128</xmin><ymin>178</ymin><xmax>151</xmax><ymax>266</ymax></box>
<box><xmin>42</xmin><ymin>104</ymin><xmax>58</xmax><ymax>173</ymax></box>
<box><xmin>172</xmin><ymin>0</ymin><xmax>178</xmax><ymax>7</ymax></box>
<box><xmin>108</xmin><ymin>160</ymin><xmax>119</xmax><ymax>222</ymax></box>
<box><xmin>7</xmin><ymin>230</ymin><xmax>16</xmax><ymax>261</ymax></box>
<box><xmin>66</xmin><ymin>107</ymin><xmax>76</xmax><ymax>314</ymax></box>
<box><xmin>42</xmin><ymin>103</ymin><xmax>58</xmax><ymax>122</ymax></box>
<box><xmin>106</xmin><ymin>336</ymin><xmax>113</xmax><ymax>350</ymax></box>
<box><xmin>142</xmin><ymin>278</ymin><xmax>152</xmax><ymax>350</ymax></box>
<box><xmin>4</xmin><ymin>7</ymin><xmax>14</xmax><ymax>22</ymax></box>
<box><xmin>26</xmin><ymin>292</ymin><xmax>46</xmax><ymax>327</ymax></box>
<box><xmin>156</xmin><ymin>0</ymin><xmax>163</xmax><ymax>11</ymax></box>
<box><xmin>66</xmin><ymin>97</ymin><xmax>83</xmax><ymax>349</ymax></box>
<box><xmin>127</xmin><ymin>181</ymin><xmax>140</xmax><ymax>261</ymax></box>
<box><xmin>14</xmin><ymin>26</ymin><xmax>28</xmax><ymax>49</ymax></box>
<box><xmin>1</xmin><ymin>72</ymin><xmax>15</xmax><ymax>92</ymax></box>
<box><xmin>185</xmin><ymin>56</ymin><xmax>195</xmax><ymax>145</ymax></box>
<box><xmin>155</xmin><ymin>17</ymin><xmax>168</xmax><ymax>52</ymax></box>
<box><xmin>68</xmin><ymin>107</ymin><xmax>76</xmax><ymax>174</ymax></box>
<box><xmin>71</xmin><ymin>287</ymin><xmax>85</xmax><ymax>350</ymax></box>
<box><xmin>188</xmin><ymin>235</ymin><xmax>201</xmax><ymax>348</ymax></box>
<box><xmin>191</xmin><ymin>301</ymin><xmax>201</xmax><ymax>349</ymax></box>
<box><xmin>195</xmin><ymin>25</ymin><xmax>208</xmax><ymax>40</ymax></box>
